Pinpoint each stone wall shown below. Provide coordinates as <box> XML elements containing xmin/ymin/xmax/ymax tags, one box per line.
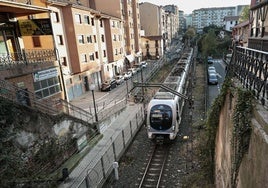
<box><xmin>0</xmin><ymin>97</ymin><xmax>96</xmax><ymax>185</ymax></box>
<box><xmin>215</xmin><ymin>91</ymin><xmax>268</xmax><ymax>188</ymax></box>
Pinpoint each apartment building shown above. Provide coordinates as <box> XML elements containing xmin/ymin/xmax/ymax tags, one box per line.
<box><xmin>192</xmin><ymin>7</ymin><xmax>236</xmax><ymax>33</ymax></box>
<box><xmin>248</xmin><ymin>0</ymin><xmax>268</xmax><ymax>51</ymax></box>
<box><xmin>0</xmin><ymin>0</ymin><xmax>64</xmax><ymax>103</ymax></box>
<box><xmin>0</xmin><ymin>0</ymin><xmax>143</xmax><ymax>102</ymax></box>
<box><xmin>163</xmin><ymin>5</ymin><xmax>179</xmax><ymax>39</ymax></box>
<box><xmin>179</xmin><ymin>10</ymin><xmax>186</xmax><ymax>33</ymax></box>
<box><xmin>89</xmin><ymin>0</ymin><xmax>142</xmax><ymax>69</ymax></box>
<box><xmin>192</xmin><ymin>5</ymin><xmax>249</xmax><ymax>33</ymax></box>
<box><xmin>223</xmin><ymin>16</ymin><xmax>239</xmax><ymax>32</ymax></box>
<box><xmin>185</xmin><ymin>14</ymin><xmax>193</xmax><ymax>30</ymax></box>
<box><xmin>139</xmin><ymin>2</ymin><xmax>165</xmax><ymax>59</ymax></box>
<box><xmin>232</xmin><ymin>20</ymin><xmax>250</xmax><ymax>47</ymax></box>
<box><xmin>139</xmin><ymin>2</ymin><xmax>181</xmax><ymax>59</ymax></box>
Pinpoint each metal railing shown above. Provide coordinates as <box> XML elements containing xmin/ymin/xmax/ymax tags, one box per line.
<box><xmin>0</xmin><ymin>79</ymin><xmax>93</xmax><ymax>122</ymax></box>
<box><xmin>229</xmin><ymin>46</ymin><xmax>268</xmax><ymax>106</ymax></box>
<box><xmin>0</xmin><ymin>49</ymin><xmax>56</xmax><ymax>69</ymax></box>
<box><xmin>72</xmin><ymin>106</ymin><xmax>145</xmax><ymax>188</ymax></box>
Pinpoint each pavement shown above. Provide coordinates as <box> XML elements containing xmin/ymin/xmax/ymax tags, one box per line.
<box><xmin>69</xmin><ymin>90</ymin><xmax>110</xmax><ymax>114</ymax></box>
<box><xmin>59</xmin><ymin>90</ymin><xmax>144</xmax><ymax>188</ymax></box>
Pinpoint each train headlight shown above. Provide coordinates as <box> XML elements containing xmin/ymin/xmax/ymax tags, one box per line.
<box><xmin>172</xmin><ymin>126</ymin><xmax>175</xmax><ymax>131</ymax></box>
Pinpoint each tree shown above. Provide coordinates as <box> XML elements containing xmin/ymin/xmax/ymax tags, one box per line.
<box><xmin>184</xmin><ymin>27</ymin><xmax>196</xmax><ymax>40</ymax></box>
<box><xmin>183</xmin><ymin>27</ymin><xmax>196</xmax><ymax>45</ymax></box>
<box><xmin>239</xmin><ymin>5</ymin><xmax>250</xmax><ymax>23</ymax></box>
<box><xmin>201</xmin><ymin>29</ymin><xmax>217</xmax><ymax>57</ymax></box>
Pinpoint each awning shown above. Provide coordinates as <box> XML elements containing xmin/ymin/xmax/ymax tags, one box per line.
<box><xmin>0</xmin><ymin>0</ymin><xmax>50</xmax><ymax>16</ymax></box>
<box><xmin>125</xmin><ymin>54</ymin><xmax>135</xmax><ymax>63</ymax></box>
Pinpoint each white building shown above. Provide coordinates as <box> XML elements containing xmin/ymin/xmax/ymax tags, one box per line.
<box><xmin>192</xmin><ymin>5</ymin><xmax>248</xmax><ymax>33</ymax></box>
<box><xmin>223</xmin><ymin>16</ymin><xmax>239</xmax><ymax>32</ymax></box>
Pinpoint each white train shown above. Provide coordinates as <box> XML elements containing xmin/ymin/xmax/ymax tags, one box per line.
<box><xmin>146</xmin><ymin>48</ymin><xmax>193</xmax><ymax>141</ymax></box>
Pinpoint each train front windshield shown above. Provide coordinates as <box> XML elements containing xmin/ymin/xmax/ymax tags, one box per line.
<box><xmin>149</xmin><ymin>104</ymin><xmax>173</xmax><ymax>130</ymax></box>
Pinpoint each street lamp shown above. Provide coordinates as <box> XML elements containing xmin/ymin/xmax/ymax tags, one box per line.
<box><xmin>89</xmin><ymin>84</ymin><xmax>98</xmax><ymax>122</ymax></box>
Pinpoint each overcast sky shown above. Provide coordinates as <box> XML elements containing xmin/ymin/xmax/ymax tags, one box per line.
<box><xmin>139</xmin><ymin>0</ymin><xmax>251</xmax><ymax>14</ymax></box>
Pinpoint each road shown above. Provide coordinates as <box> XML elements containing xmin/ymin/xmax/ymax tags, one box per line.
<box><xmin>207</xmin><ymin>59</ymin><xmax>227</xmax><ymax>107</ymax></box>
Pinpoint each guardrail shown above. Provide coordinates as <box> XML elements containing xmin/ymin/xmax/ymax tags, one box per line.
<box><xmin>0</xmin><ymin>80</ymin><xmax>93</xmax><ymax>122</ymax></box>
<box><xmin>67</xmin><ymin>106</ymin><xmax>145</xmax><ymax>188</ymax></box>
<box><xmin>0</xmin><ymin>49</ymin><xmax>56</xmax><ymax>69</ymax></box>
<box><xmin>229</xmin><ymin>46</ymin><xmax>268</xmax><ymax>107</ymax></box>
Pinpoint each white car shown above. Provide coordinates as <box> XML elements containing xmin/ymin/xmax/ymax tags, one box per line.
<box><xmin>128</xmin><ymin>68</ymin><xmax>137</xmax><ymax>75</ymax></box>
<box><xmin>115</xmin><ymin>75</ymin><xmax>124</xmax><ymax>85</ymax></box>
<box><xmin>141</xmin><ymin>61</ymin><xmax>148</xmax><ymax>68</ymax></box>
<box><xmin>123</xmin><ymin>71</ymin><xmax>132</xmax><ymax>80</ymax></box>
<box><xmin>208</xmin><ymin>73</ymin><xmax>218</xmax><ymax>85</ymax></box>
<box><xmin>208</xmin><ymin>66</ymin><xmax>216</xmax><ymax>71</ymax></box>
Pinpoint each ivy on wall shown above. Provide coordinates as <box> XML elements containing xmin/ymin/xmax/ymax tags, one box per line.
<box><xmin>231</xmin><ymin>88</ymin><xmax>253</xmax><ymax>188</ymax></box>
<box><xmin>204</xmin><ymin>78</ymin><xmax>253</xmax><ymax>186</ymax></box>
<box><xmin>205</xmin><ymin>78</ymin><xmax>231</xmax><ymax>183</ymax></box>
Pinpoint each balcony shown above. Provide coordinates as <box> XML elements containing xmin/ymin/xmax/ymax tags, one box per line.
<box><xmin>0</xmin><ymin>0</ymin><xmax>50</xmax><ymax>16</ymax></box>
<box><xmin>248</xmin><ymin>38</ymin><xmax>268</xmax><ymax>52</ymax></box>
<box><xmin>0</xmin><ymin>49</ymin><xmax>57</xmax><ymax>78</ymax></box>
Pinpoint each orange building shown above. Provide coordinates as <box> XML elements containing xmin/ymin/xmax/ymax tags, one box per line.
<box><xmin>0</xmin><ymin>0</ymin><xmax>65</xmax><ymax>103</ymax></box>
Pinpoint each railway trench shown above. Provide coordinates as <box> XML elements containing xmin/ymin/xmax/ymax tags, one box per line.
<box><xmin>103</xmin><ymin>51</ymin><xmax>208</xmax><ymax>187</ymax></box>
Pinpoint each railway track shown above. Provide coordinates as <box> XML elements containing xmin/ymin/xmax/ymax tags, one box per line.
<box><xmin>138</xmin><ymin>143</ymin><xmax>170</xmax><ymax>188</ymax></box>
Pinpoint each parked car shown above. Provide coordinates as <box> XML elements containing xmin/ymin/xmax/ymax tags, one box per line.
<box><xmin>208</xmin><ymin>66</ymin><xmax>217</xmax><ymax>75</ymax></box>
<box><xmin>207</xmin><ymin>56</ymin><xmax>213</xmax><ymax>64</ymax></box>
<box><xmin>101</xmin><ymin>79</ymin><xmax>117</xmax><ymax>91</ymax></box>
<box><xmin>128</xmin><ymin>68</ymin><xmax>137</xmax><ymax>75</ymax></box>
<box><xmin>141</xmin><ymin>61</ymin><xmax>148</xmax><ymax>68</ymax></box>
<box><xmin>123</xmin><ymin>71</ymin><xmax>132</xmax><ymax>80</ymax></box>
<box><xmin>208</xmin><ymin>66</ymin><xmax>216</xmax><ymax>70</ymax></box>
<box><xmin>115</xmin><ymin>75</ymin><xmax>124</xmax><ymax>85</ymax></box>
<box><xmin>208</xmin><ymin>73</ymin><xmax>218</xmax><ymax>85</ymax></box>
<box><xmin>208</xmin><ymin>69</ymin><xmax>217</xmax><ymax>75</ymax></box>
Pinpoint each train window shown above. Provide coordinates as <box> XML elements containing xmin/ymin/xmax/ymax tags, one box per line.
<box><xmin>149</xmin><ymin>104</ymin><xmax>172</xmax><ymax>130</ymax></box>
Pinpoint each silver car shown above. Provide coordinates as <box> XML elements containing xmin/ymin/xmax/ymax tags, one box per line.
<box><xmin>208</xmin><ymin>73</ymin><xmax>218</xmax><ymax>85</ymax></box>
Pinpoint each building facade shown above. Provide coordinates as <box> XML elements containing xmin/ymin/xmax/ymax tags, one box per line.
<box><xmin>90</xmin><ymin>0</ymin><xmax>142</xmax><ymax>70</ymax></box>
<box><xmin>139</xmin><ymin>2</ymin><xmax>180</xmax><ymax>59</ymax></box>
<box><xmin>248</xmin><ymin>0</ymin><xmax>268</xmax><ymax>51</ymax></box>
<box><xmin>192</xmin><ymin>5</ymin><xmax>248</xmax><ymax>33</ymax></box>
<box><xmin>0</xmin><ymin>0</ymin><xmax>64</xmax><ymax>103</ymax></box>
<box><xmin>0</xmin><ymin>0</ymin><xmax>143</xmax><ymax>102</ymax></box>
<box><xmin>223</xmin><ymin>16</ymin><xmax>240</xmax><ymax>32</ymax></box>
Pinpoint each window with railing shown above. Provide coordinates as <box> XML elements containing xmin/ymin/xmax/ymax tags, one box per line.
<box><xmin>89</xmin><ymin>53</ymin><xmax>94</xmax><ymax>61</ymax></box>
<box><xmin>103</xmin><ymin>50</ymin><xmax>106</xmax><ymax>57</ymax></box>
<box><xmin>95</xmin><ymin>51</ymin><xmax>99</xmax><ymax>59</ymax></box>
<box><xmin>81</xmin><ymin>54</ymin><xmax>87</xmax><ymax>63</ymax></box>
<box><xmin>87</xmin><ymin>35</ymin><xmax>92</xmax><ymax>43</ymax></box>
<box><xmin>78</xmin><ymin>35</ymin><xmax>85</xmax><ymax>44</ymax></box>
<box><xmin>52</xmin><ymin>12</ymin><xmax>60</xmax><ymax>23</ymax></box>
<box><xmin>91</xmin><ymin>18</ymin><xmax>95</xmax><ymax>26</ymax></box>
<box><xmin>60</xmin><ymin>57</ymin><xmax>67</xmax><ymax>66</ymax></box>
<box><xmin>75</xmin><ymin>14</ymin><xmax>82</xmax><ymax>24</ymax></box>
<box><xmin>56</xmin><ymin>35</ymin><xmax>64</xmax><ymax>45</ymax></box>
<box><xmin>93</xmin><ymin>35</ymin><xmax>97</xmax><ymax>43</ymax></box>
<box><xmin>84</xmin><ymin>15</ymin><xmax>90</xmax><ymax>25</ymax></box>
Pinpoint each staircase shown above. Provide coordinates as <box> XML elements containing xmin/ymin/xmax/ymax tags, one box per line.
<box><xmin>0</xmin><ymin>79</ymin><xmax>93</xmax><ymax>123</ymax></box>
